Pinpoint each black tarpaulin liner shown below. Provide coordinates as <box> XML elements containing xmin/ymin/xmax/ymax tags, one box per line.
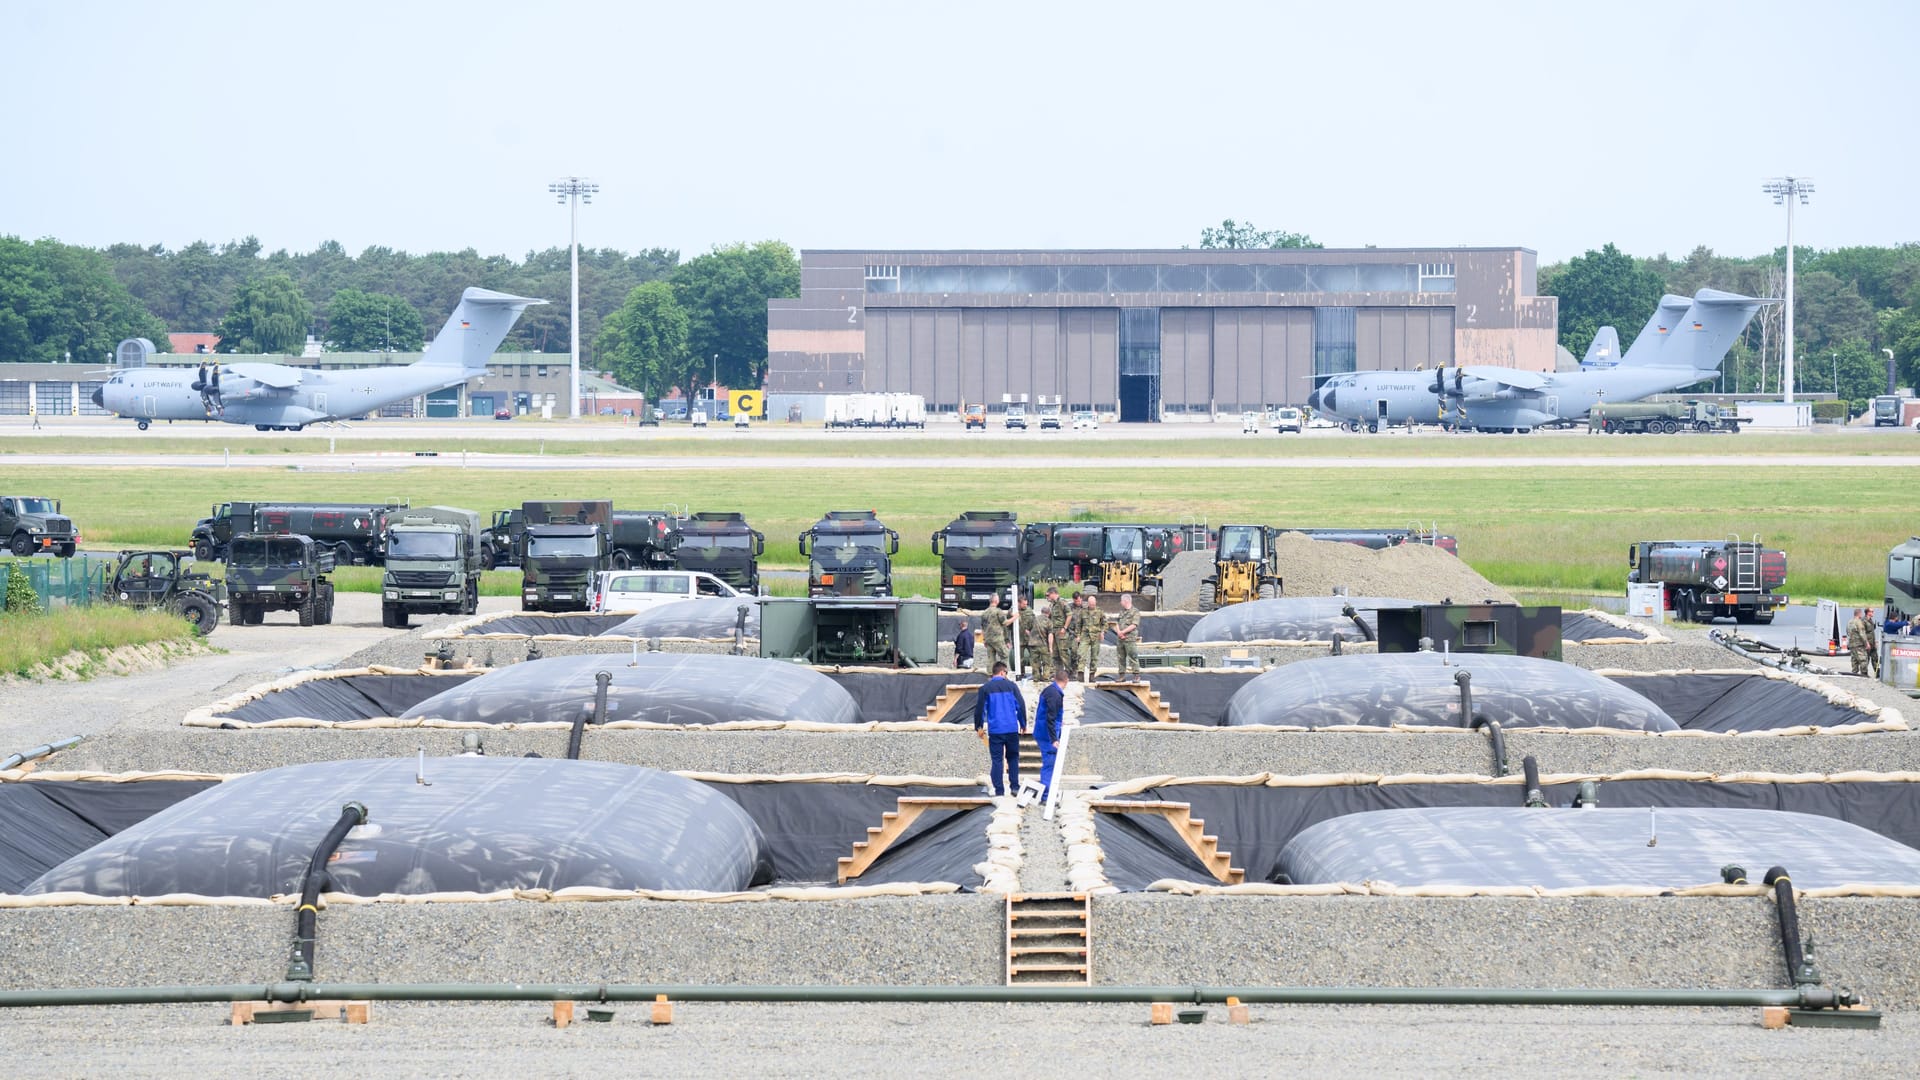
<box><xmin>604</xmin><ymin>598</ymin><xmax>759</xmax><ymax>639</ymax></box>
<box><xmin>398</xmin><ymin>653</ymin><xmax>859</xmax><ymax>726</ymax></box>
<box><xmin>848</xmin><ymin>805</ymin><xmax>993</xmax><ymax>888</ymax></box>
<box><xmin>698</xmin><ymin>781</ymin><xmax>986</xmax><ymax>884</ymax></box>
<box><xmin>1605</xmin><ymin>673</ymin><xmax>1867</xmax><ymax>732</ymax></box>
<box><xmin>220</xmin><ymin>673</ymin><xmax>483</xmax><ymax>724</ymax></box>
<box><xmin>1079</xmin><ymin>688</ymin><xmax>1162</xmax><ymax>725</ymax></box>
<box><xmin>1189</xmin><ymin>597</ymin><xmax>1419</xmax><ymax>643</ymax></box>
<box><xmin>825</xmin><ymin>671</ymin><xmax>986</xmax><ymax>724</ymax></box>
<box><xmin>1225</xmin><ymin>653</ymin><xmax>1678</xmax><ymax>731</ymax></box>
<box><xmin>1563</xmin><ymin>612</ymin><xmax>1652</xmax><ymax>643</ymax></box>
<box><xmin>25</xmin><ymin>759</ymin><xmax>774</xmax><ymax>897</ymax></box>
<box><xmin>1095</xmin><ymin>811</ymin><xmax>1220</xmax><ymax>891</ymax></box>
<box><xmin>0</xmin><ymin>781</ymin><xmax>214</xmax><ymax>893</ymax></box>
<box><xmin>1136</xmin><ymin>671</ymin><xmax>1262</xmax><ymax>726</ymax></box>
<box><xmin>455</xmin><ymin>613</ymin><xmax>632</xmax><ymax>637</ymax></box>
<box><xmin>1103</xmin><ymin>780</ymin><xmax>1920</xmax><ymax>888</ymax></box>
<box><xmin>1278</xmin><ymin>807</ymin><xmax>1920</xmax><ymax>890</ymax></box>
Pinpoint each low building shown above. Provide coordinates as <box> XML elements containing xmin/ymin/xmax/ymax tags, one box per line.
<box><xmin>767</xmin><ymin>247</ymin><xmax>1557</xmax><ymax>421</ymax></box>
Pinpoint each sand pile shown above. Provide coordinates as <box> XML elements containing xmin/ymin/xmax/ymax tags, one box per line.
<box><xmin>1159</xmin><ymin>533</ymin><xmax>1511</xmax><ymax>611</ymax></box>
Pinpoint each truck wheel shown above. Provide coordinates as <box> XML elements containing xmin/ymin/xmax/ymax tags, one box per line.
<box><xmin>56</xmin><ymin>543</ymin><xmax>75</xmax><ymax>558</ymax></box>
<box><xmin>1198</xmin><ymin>582</ymin><xmax>1216</xmax><ymax>612</ymax></box>
<box><xmin>9</xmin><ymin>533</ymin><xmax>31</xmax><ymax>557</ymax></box>
<box><xmin>298</xmin><ymin>594</ymin><xmax>316</xmax><ymax>627</ymax></box>
<box><xmin>612</xmin><ymin>549</ymin><xmax>633</xmax><ymax>570</ymax></box>
<box><xmin>228</xmin><ymin>598</ymin><xmax>247</xmax><ymax>626</ymax></box>
<box><xmin>247</xmin><ymin>606</ymin><xmax>265</xmax><ymax>625</ymax></box>
<box><xmin>173</xmin><ymin>593</ymin><xmax>218</xmax><ymax>636</ymax></box>
<box><xmin>463</xmin><ymin>580</ymin><xmax>479</xmax><ymax>615</ymax></box>
<box><xmin>481</xmin><ymin>547</ymin><xmax>497</xmax><ymax>572</ymax></box>
<box><xmin>318</xmin><ymin>583</ymin><xmax>334</xmax><ymax>625</ymax></box>
<box><xmin>1258</xmin><ymin>581</ymin><xmax>1278</xmax><ymax>600</ymax></box>
<box><xmin>1753</xmin><ymin>611</ymin><xmax>1775</xmax><ymax>625</ymax></box>
<box><xmin>193</xmin><ymin>539</ymin><xmax>214</xmax><ymax>562</ymax></box>
<box><xmin>1695</xmin><ymin>422</ymin><xmax>1712</xmax><ymax>433</ymax></box>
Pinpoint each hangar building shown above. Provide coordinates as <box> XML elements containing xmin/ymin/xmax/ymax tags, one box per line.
<box><xmin>767</xmin><ymin>247</ymin><xmax>1557</xmax><ymax>421</ymax></box>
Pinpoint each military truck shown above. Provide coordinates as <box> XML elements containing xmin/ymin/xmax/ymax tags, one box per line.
<box><xmin>1628</xmin><ymin>537</ymin><xmax>1788</xmax><ymax>624</ymax></box>
<box><xmin>226</xmin><ymin>533</ymin><xmax>336</xmax><ymax>626</ymax></box>
<box><xmin>801</xmin><ymin>510</ymin><xmax>900</xmax><ymax>597</ymax></box>
<box><xmin>381</xmin><ymin>506</ymin><xmax>483</xmax><ymax>628</ymax></box>
<box><xmin>1590</xmin><ymin>400</ymin><xmax>1745</xmax><ymax>434</ymax></box>
<box><xmin>674</xmin><ymin>512</ymin><xmax>766</xmax><ymax>594</ymax></box>
<box><xmin>610</xmin><ymin>509</ymin><xmax>682</xmax><ymax>570</ymax></box>
<box><xmin>932</xmin><ymin>510</ymin><xmax>1023</xmax><ymax>608</ymax></box>
<box><xmin>1020</xmin><ymin>521</ymin><xmax>1208</xmax><ymax>610</ymax></box>
<box><xmin>1</xmin><ymin>496</ymin><xmax>80</xmax><ymax>558</ymax></box>
<box><xmin>191</xmin><ymin>500</ymin><xmax>407</xmax><ymax>563</ymax></box>
<box><xmin>1199</xmin><ymin>524</ymin><xmax>1284</xmax><ymax>610</ymax></box>
<box><xmin>99</xmin><ymin>549</ymin><xmax>222</xmax><ymax>635</ymax></box>
<box><xmin>1888</xmin><ymin>537</ymin><xmax>1920</xmax><ymax>620</ymax></box>
<box><xmin>520</xmin><ymin>499</ymin><xmax>612</xmax><ymax>611</ymax></box>
<box><xmin>478</xmin><ymin>508</ymin><xmax>525</xmax><ymax>570</ymax></box>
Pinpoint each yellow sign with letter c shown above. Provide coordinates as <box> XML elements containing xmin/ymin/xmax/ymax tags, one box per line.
<box><xmin>729</xmin><ymin>390</ymin><xmax>764</xmax><ymax>417</ymax></box>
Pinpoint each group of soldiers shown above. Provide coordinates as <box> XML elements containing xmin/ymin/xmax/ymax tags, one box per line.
<box><xmin>974</xmin><ymin>585</ymin><xmax>1141</xmax><ymax>681</ymax></box>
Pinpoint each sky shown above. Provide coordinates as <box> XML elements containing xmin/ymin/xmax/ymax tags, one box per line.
<box><xmin>4</xmin><ymin>0</ymin><xmax>1914</xmax><ymax>266</ymax></box>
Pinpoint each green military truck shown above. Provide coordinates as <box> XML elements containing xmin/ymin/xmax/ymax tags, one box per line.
<box><xmin>800</xmin><ymin>510</ymin><xmax>899</xmax><ymax>597</ymax></box>
<box><xmin>381</xmin><ymin>506</ymin><xmax>483</xmax><ymax>628</ymax></box>
<box><xmin>2</xmin><ymin>495</ymin><xmax>81</xmax><ymax>558</ymax></box>
<box><xmin>675</xmin><ymin>512</ymin><xmax>766</xmax><ymax>594</ymax></box>
<box><xmin>1589</xmin><ymin>400</ymin><xmax>1745</xmax><ymax>434</ymax></box>
<box><xmin>932</xmin><ymin>510</ymin><xmax>1022</xmax><ymax>609</ymax></box>
<box><xmin>520</xmin><ymin>500</ymin><xmax>611</xmax><ymax>611</ymax></box>
<box><xmin>225</xmin><ymin>533</ymin><xmax>336</xmax><ymax>626</ymax></box>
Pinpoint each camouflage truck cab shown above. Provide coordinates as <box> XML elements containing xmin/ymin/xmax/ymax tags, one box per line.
<box><xmin>226</xmin><ymin>533</ymin><xmax>336</xmax><ymax>627</ymax></box>
<box><xmin>801</xmin><ymin>510</ymin><xmax>900</xmax><ymax>597</ymax></box>
<box><xmin>520</xmin><ymin>500</ymin><xmax>612</xmax><ymax>612</ymax></box>
<box><xmin>1</xmin><ymin>496</ymin><xmax>80</xmax><ymax>558</ymax></box>
<box><xmin>675</xmin><ymin>512</ymin><xmax>765</xmax><ymax>594</ymax></box>
<box><xmin>381</xmin><ymin>506</ymin><xmax>482</xmax><ymax>628</ymax></box>
<box><xmin>933</xmin><ymin>510</ymin><xmax>1021</xmax><ymax>608</ymax></box>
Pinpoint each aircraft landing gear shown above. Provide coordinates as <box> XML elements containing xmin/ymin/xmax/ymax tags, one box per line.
<box><xmin>256</xmin><ymin>424</ymin><xmax>271</xmax><ymax>431</ymax></box>
<box><xmin>136</xmin><ymin>419</ymin><xmax>150</xmax><ymax>430</ymax></box>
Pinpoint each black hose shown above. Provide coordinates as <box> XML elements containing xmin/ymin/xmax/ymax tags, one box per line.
<box><xmin>1521</xmin><ymin>755</ymin><xmax>1547</xmax><ymax>808</ymax></box>
<box><xmin>1470</xmin><ymin>718</ymin><xmax>1509</xmax><ymax>778</ymax></box>
<box><xmin>1764</xmin><ymin>866</ymin><xmax>1815</xmax><ymax>986</ymax></box>
<box><xmin>1340</xmin><ymin>603</ymin><xmax>1375</xmax><ymax>642</ymax></box>
<box><xmin>289</xmin><ymin>802</ymin><xmax>369</xmax><ymax>981</ymax></box>
<box><xmin>567</xmin><ymin>670</ymin><xmax>613</xmax><ymax>760</ymax></box>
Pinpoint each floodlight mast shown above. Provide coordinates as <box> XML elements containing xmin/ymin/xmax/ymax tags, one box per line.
<box><xmin>549</xmin><ymin>176</ymin><xmax>599</xmax><ymax>419</ymax></box>
<box><xmin>1761</xmin><ymin>177</ymin><xmax>1813</xmax><ymax>406</ymax></box>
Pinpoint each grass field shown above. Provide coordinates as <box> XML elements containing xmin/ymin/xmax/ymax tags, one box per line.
<box><xmin>0</xmin><ymin>606</ymin><xmax>199</xmax><ymax>677</ymax></box>
<box><xmin>5</xmin><ymin>427</ymin><xmax>1919</xmax><ymax>460</ymax></box>
<box><xmin>3</xmin><ymin>460</ymin><xmax>1904</xmax><ymax>606</ymax></box>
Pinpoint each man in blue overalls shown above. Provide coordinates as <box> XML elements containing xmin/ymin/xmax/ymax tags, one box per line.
<box><xmin>1032</xmin><ymin>668</ymin><xmax>1068</xmax><ymax>800</ymax></box>
<box><xmin>973</xmin><ymin>661</ymin><xmax>1028</xmax><ymax>796</ymax></box>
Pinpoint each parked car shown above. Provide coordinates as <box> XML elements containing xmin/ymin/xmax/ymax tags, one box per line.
<box><xmin>734</xmin><ymin>411</ymin><xmax>751</xmax><ymax>430</ymax></box>
<box><xmin>691</xmin><ymin>408</ymin><xmax>709</xmax><ymax>428</ymax></box>
<box><xmin>963</xmin><ymin>403</ymin><xmax>987</xmax><ymax>430</ymax></box>
<box><xmin>1271</xmin><ymin>406</ymin><xmax>1304</xmax><ymax>434</ymax></box>
<box><xmin>591</xmin><ymin>569</ymin><xmax>743</xmax><ymax>613</ymax></box>
<box><xmin>493</xmin><ymin>408</ymin><xmax>512</xmax><ymax>420</ymax></box>
<box><xmin>1071</xmin><ymin>410</ymin><xmax>1099</xmax><ymax>431</ymax></box>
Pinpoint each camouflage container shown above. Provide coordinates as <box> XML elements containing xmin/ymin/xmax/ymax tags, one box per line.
<box><xmin>1375</xmin><ymin>603</ymin><xmax>1563</xmax><ymax>661</ymax></box>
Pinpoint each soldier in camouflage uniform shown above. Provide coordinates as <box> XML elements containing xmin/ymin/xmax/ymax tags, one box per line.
<box><xmin>1018</xmin><ymin>596</ymin><xmax>1044</xmax><ymax>680</ymax></box>
<box><xmin>1112</xmin><ymin>592</ymin><xmax>1141</xmax><ymax>675</ymax></box>
<box><xmin>1077</xmin><ymin>587</ymin><xmax>1104</xmax><ymax>681</ymax></box>
<box><xmin>1848</xmin><ymin>608</ymin><xmax>1878</xmax><ymax>677</ymax></box>
<box><xmin>1058</xmin><ymin>592</ymin><xmax>1085</xmax><ymax>680</ymax></box>
<box><xmin>1044</xmin><ymin>586</ymin><xmax>1071</xmax><ymax>676</ymax></box>
<box><xmin>980</xmin><ymin>594</ymin><xmax>1009</xmax><ymax>673</ymax></box>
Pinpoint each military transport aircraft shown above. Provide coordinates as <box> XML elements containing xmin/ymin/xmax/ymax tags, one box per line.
<box><xmin>1307</xmin><ymin>289</ymin><xmax>1770</xmax><ymax>433</ymax></box>
<box><xmin>95</xmin><ymin>287</ymin><xmax>544</xmax><ymax>431</ymax></box>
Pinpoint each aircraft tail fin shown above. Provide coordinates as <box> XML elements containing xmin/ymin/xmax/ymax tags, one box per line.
<box><xmin>1618</xmin><ymin>289</ymin><xmax>1770</xmax><ymax>372</ymax></box>
<box><xmin>419</xmin><ymin>288</ymin><xmax>547</xmax><ymax>370</ymax></box>
<box><xmin>1579</xmin><ymin>326</ymin><xmax>1621</xmax><ymax>369</ymax></box>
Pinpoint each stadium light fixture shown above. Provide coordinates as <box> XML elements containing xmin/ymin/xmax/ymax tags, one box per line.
<box><xmin>1761</xmin><ymin>177</ymin><xmax>1813</xmax><ymax>406</ymax></box>
<box><xmin>549</xmin><ymin>176</ymin><xmax>599</xmax><ymax>419</ymax></box>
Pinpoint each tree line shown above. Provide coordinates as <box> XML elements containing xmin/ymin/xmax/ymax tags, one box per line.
<box><xmin>5</xmin><ymin>224</ymin><xmax>1918</xmax><ymax>407</ymax></box>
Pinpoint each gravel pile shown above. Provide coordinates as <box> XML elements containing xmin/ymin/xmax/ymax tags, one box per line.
<box><xmin>1158</xmin><ymin>535</ymin><xmax>1513</xmax><ymax>612</ymax></box>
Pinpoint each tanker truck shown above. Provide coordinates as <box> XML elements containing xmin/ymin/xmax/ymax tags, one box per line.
<box><xmin>1627</xmin><ymin>537</ymin><xmax>1787</xmax><ymax>624</ymax></box>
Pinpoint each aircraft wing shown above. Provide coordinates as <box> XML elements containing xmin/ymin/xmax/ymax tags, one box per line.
<box><xmin>1457</xmin><ymin>366</ymin><xmax>1550</xmax><ymax>391</ymax></box>
<box><xmin>226</xmin><ymin>362</ymin><xmax>306</xmax><ymax>389</ymax></box>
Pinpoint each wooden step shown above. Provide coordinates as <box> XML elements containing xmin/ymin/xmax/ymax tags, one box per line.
<box><xmin>1009</xmin><ymin>926</ymin><xmax>1086</xmax><ymax>938</ymax></box>
<box><xmin>1008</xmin><ymin>891</ymin><xmax>1092</xmax><ymax>986</ymax></box>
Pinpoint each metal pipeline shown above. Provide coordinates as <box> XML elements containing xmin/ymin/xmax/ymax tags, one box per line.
<box><xmin>0</xmin><ymin>981</ymin><xmax>1854</xmax><ymax>1010</ymax></box>
<box><xmin>566</xmin><ymin>670</ymin><xmax>613</xmax><ymax>760</ymax></box>
<box><xmin>1521</xmin><ymin>755</ymin><xmax>1547</xmax><ymax>808</ymax></box>
<box><xmin>1</xmin><ymin>735</ymin><xmax>83</xmax><ymax>771</ymax></box>
<box><xmin>1764</xmin><ymin>866</ymin><xmax>1819</xmax><ymax>987</ymax></box>
<box><xmin>287</xmin><ymin>802</ymin><xmax>369</xmax><ymax>982</ymax></box>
